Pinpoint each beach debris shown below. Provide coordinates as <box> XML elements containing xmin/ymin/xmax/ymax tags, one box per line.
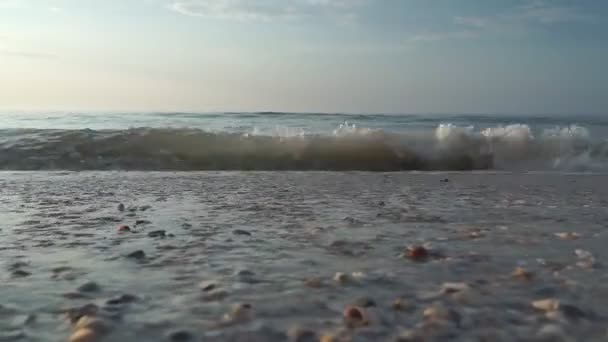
<box><xmin>117</xmin><ymin>224</ymin><xmax>130</xmax><ymax>232</ymax></box>
<box><xmin>512</xmin><ymin>266</ymin><xmax>535</xmax><ymax>280</ymax></box>
<box><xmin>77</xmin><ymin>282</ymin><xmax>100</xmax><ymax>293</ymax></box>
<box><xmin>555</xmin><ymin>232</ymin><xmax>580</xmax><ymax>240</ymax></box>
<box><xmin>232</xmin><ymin>229</ymin><xmax>252</xmax><ymax>236</ymax></box>
<box><xmin>343</xmin><ymin>306</ymin><xmax>371</xmax><ymax>327</ymax></box>
<box><xmin>147</xmin><ymin>230</ymin><xmax>166</xmax><ymax>238</ymax></box>
<box><xmin>126</xmin><ymin>250</ymin><xmax>145</xmax><ymax>259</ymax></box>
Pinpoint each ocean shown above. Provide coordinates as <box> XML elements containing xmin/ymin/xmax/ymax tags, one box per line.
<box><xmin>0</xmin><ymin>112</ymin><xmax>607</xmax><ymax>171</ymax></box>
<box><xmin>1</xmin><ymin>112</ymin><xmax>607</xmax><ymax>341</ymax></box>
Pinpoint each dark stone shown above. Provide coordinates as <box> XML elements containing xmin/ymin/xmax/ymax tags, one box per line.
<box><xmin>232</xmin><ymin>229</ymin><xmax>252</xmax><ymax>236</ymax></box>
<box><xmin>168</xmin><ymin>330</ymin><xmax>193</xmax><ymax>341</ymax></box>
<box><xmin>127</xmin><ymin>250</ymin><xmax>146</xmax><ymax>259</ymax></box>
<box><xmin>106</xmin><ymin>294</ymin><xmax>137</xmax><ymax>306</ymax></box>
<box><xmin>77</xmin><ymin>281</ymin><xmax>101</xmax><ymax>293</ymax></box>
<box><xmin>136</xmin><ymin>220</ymin><xmax>151</xmax><ymax>225</ymax></box>
<box><xmin>11</xmin><ymin>270</ymin><xmax>31</xmax><ymax>278</ymax></box>
<box><xmin>148</xmin><ymin>230</ymin><xmax>166</xmax><ymax>238</ymax></box>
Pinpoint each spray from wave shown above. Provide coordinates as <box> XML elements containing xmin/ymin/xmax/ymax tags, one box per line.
<box><xmin>0</xmin><ymin>123</ymin><xmax>605</xmax><ymax>171</ymax></box>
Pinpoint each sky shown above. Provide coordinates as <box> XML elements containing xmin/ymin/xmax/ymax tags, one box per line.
<box><xmin>0</xmin><ymin>0</ymin><xmax>606</xmax><ymax>114</ymax></box>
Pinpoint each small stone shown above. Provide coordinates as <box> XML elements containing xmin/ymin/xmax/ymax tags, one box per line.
<box><xmin>117</xmin><ymin>203</ymin><xmax>125</xmax><ymax>212</ymax></box>
<box><xmin>392</xmin><ymin>298</ymin><xmax>410</xmax><ymax>311</ymax></box>
<box><xmin>512</xmin><ymin>267</ymin><xmax>534</xmax><ymax>280</ymax></box>
<box><xmin>126</xmin><ymin>250</ymin><xmax>146</xmax><ymax>259</ymax></box>
<box><xmin>555</xmin><ymin>232</ymin><xmax>580</xmax><ymax>240</ymax></box>
<box><xmin>199</xmin><ymin>281</ymin><xmax>217</xmax><ymax>292</ymax></box>
<box><xmin>406</xmin><ymin>246</ymin><xmax>429</xmax><ymax>261</ymax></box>
<box><xmin>343</xmin><ymin>306</ymin><xmax>370</xmax><ymax>327</ymax></box>
<box><xmin>65</xmin><ymin>304</ymin><xmax>99</xmax><ymax>323</ymax></box>
<box><xmin>224</xmin><ymin>303</ymin><xmax>253</xmax><ymax>323</ymax></box>
<box><xmin>11</xmin><ymin>269</ymin><xmax>31</xmax><ymax>278</ymax></box>
<box><xmin>77</xmin><ymin>282</ymin><xmax>101</xmax><ymax>293</ymax></box>
<box><xmin>105</xmin><ymin>294</ymin><xmax>137</xmax><ymax>305</ymax></box>
<box><xmin>167</xmin><ymin>330</ymin><xmax>193</xmax><ymax>342</ymax></box>
<box><xmin>75</xmin><ymin>316</ymin><xmax>109</xmax><ymax>334</ymax></box>
<box><xmin>287</xmin><ymin>326</ymin><xmax>317</xmax><ymax>342</ymax></box>
<box><xmin>532</xmin><ymin>298</ymin><xmax>560</xmax><ymax>312</ymax></box>
<box><xmin>201</xmin><ymin>289</ymin><xmax>229</xmax><ymax>302</ymax></box>
<box><xmin>147</xmin><ymin>230</ymin><xmax>166</xmax><ymax>238</ymax></box>
<box><xmin>232</xmin><ymin>229</ymin><xmax>252</xmax><ymax>236</ymax></box>
<box><xmin>139</xmin><ymin>205</ymin><xmax>151</xmax><ymax>211</ymax></box>
<box><xmin>441</xmin><ymin>282</ymin><xmax>470</xmax><ymax>294</ymax></box>
<box><xmin>118</xmin><ymin>225</ymin><xmax>130</xmax><ymax>232</ymax></box>
<box><xmin>136</xmin><ymin>220</ymin><xmax>151</xmax><ymax>225</ymax></box>
<box><xmin>303</xmin><ymin>277</ymin><xmax>324</xmax><ymax>288</ymax></box>
<box><xmin>333</xmin><ymin>272</ymin><xmax>350</xmax><ymax>285</ymax></box>
<box><xmin>352</xmin><ymin>297</ymin><xmax>376</xmax><ymax>308</ymax></box>
<box><xmin>69</xmin><ymin>328</ymin><xmax>98</xmax><ymax>342</ymax></box>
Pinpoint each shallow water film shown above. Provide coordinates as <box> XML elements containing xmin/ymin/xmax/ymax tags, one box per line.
<box><xmin>1</xmin><ymin>171</ymin><xmax>608</xmax><ymax>341</ymax></box>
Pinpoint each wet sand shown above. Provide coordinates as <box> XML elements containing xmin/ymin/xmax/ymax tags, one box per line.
<box><xmin>1</xmin><ymin>171</ymin><xmax>608</xmax><ymax>341</ymax></box>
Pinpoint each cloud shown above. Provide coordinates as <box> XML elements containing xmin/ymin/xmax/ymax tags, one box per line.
<box><xmin>455</xmin><ymin>0</ymin><xmax>591</xmax><ymax>32</ymax></box>
<box><xmin>0</xmin><ymin>49</ymin><xmax>59</xmax><ymax>60</ymax></box>
<box><xmin>168</xmin><ymin>0</ymin><xmax>367</xmax><ymax>21</ymax></box>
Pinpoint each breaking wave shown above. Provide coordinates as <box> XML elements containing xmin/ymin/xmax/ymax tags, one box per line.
<box><xmin>0</xmin><ymin>123</ymin><xmax>606</xmax><ymax>171</ymax></box>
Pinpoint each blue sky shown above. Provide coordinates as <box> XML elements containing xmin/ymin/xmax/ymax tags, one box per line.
<box><xmin>0</xmin><ymin>0</ymin><xmax>606</xmax><ymax>114</ymax></box>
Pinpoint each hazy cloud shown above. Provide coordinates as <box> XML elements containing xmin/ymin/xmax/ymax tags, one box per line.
<box><xmin>168</xmin><ymin>0</ymin><xmax>367</xmax><ymax>21</ymax></box>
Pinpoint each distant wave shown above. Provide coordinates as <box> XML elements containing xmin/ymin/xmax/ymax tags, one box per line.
<box><xmin>0</xmin><ymin>123</ymin><xmax>606</xmax><ymax>171</ymax></box>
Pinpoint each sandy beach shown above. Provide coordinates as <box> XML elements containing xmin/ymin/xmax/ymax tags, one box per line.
<box><xmin>1</xmin><ymin>171</ymin><xmax>607</xmax><ymax>341</ymax></box>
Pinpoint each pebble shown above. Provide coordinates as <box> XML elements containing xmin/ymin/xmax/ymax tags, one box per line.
<box><xmin>441</xmin><ymin>282</ymin><xmax>470</xmax><ymax>294</ymax></box>
<box><xmin>512</xmin><ymin>266</ymin><xmax>535</xmax><ymax>280</ymax></box>
<box><xmin>69</xmin><ymin>328</ymin><xmax>98</xmax><ymax>342</ymax></box>
<box><xmin>148</xmin><ymin>230</ymin><xmax>166</xmax><ymax>238</ymax></box>
<box><xmin>232</xmin><ymin>229</ymin><xmax>252</xmax><ymax>236</ymax></box>
<box><xmin>126</xmin><ymin>250</ymin><xmax>146</xmax><ymax>259</ymax></box>
<box><xmin>118</xmin><ymin>225</ymin><xmax>130</xmax><ymax>232</ymax></box>
<box><xmin>105</xmin><ymin>294</ymin><xmax>137</xmax><ymax>306</ymax></box>
<box><xmin>532</xmin><ymin>298</ymin><xmax>560</xmax><ymax>312</ymax></box>
<box><xmin>199</xmin><ymin>281</ymin><xmax>217</xmax><ymax>292</ymax></box>
<box><xmin>303</xmin><ymin>277</ymin><xmax>324</xmax><ymax>288</ymax></box>
<box><xmin>555</xmin><ymin>232</ymin><xmax>580</xmax><ymax>240</ymax></box>
<box><xmin>117</xmin><ymin>203</ymin><xmax>125</xmax><ymax>212</ymax></box>
<box><xmin>75</xmin><ymin>316</ymin><xmax>109</xmax><ymax>334</ymax></box>
<box><xmin>342</xmin><ymin>306</ymin><xmax>370</xmax><ymax>327</ymax></box>
<box><xmin>167</xmin><ymin>330</ymin><xmax>194</xmax><ymax>342</ymax></box>
<box><xmin>77</xmin><ymin>282</ymin><xmax>101</xmax><ymax>293</ymax></box>
<box><xmin>406</xmin><ymin>246</ymin><xmax>429</xmax><ymax>261</ymax></box>
<box><xmin>11</xmin><ymin>269</ymin><xmax>31</xmax><ymax>278</ymax></box>
<box><xmin>136</xmin><ymin>220</ymin><xmax>151</xmax><ymax>225</ymax></box>
<box><xmin>333</xmin><ymin>272</ymin><xmax>351</xmax><ymax>285</ymax></box>
<box><xmin>287</xmin><ymin>326</ymin><xmax>317</xmax><ymax>342</ymax></box>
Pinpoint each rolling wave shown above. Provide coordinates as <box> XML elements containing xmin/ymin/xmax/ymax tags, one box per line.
<box><xmin>0</xmin><ymin>123</ymin><xmax>605</xmax><ymax>171</ymax></box>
